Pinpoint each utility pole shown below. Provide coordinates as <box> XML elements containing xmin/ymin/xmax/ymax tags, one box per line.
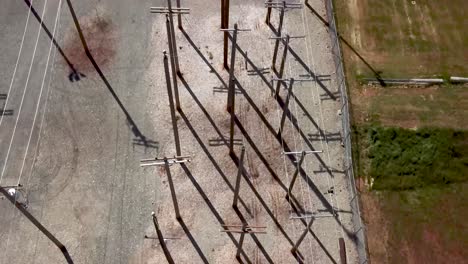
<box><xmin>272</xmin><ymin>77</ymin><xmax>314</xmax><ymax>136</ymax></box>
<box><xmin>176</xmin><ymin>0</ymin><xmax>183</xmax><ymax>29</ymax></box>
<box><xmin>221</xmin><ymin>224</ymin><xmax>267</xmax><ymax>261</ymax></box>
<box><xmin>150</xmin><ymin>212</ymin><xmax>175</xmax><ymax>264</ymax></box>
<box><xmin>269</xmin><ymin>35</ymin><xmax>305</xmax><ymax>96</ymax></box>
<box><xmin>165</xmin><ymin>15</ymin><xmax>181</xmax><ymax>110</ymax></box>
<box><xmin>221</xmin><ymin>0</ymin><xmax>230</xmax><ymax>69</ymax></box>
<box><xmin>220</xmin><ymin>24</ymin><xmax>250</xmax><ymax>153</ymax></box>
<box><xmin>264</xmin><ymin>1</ymin><xmax>302</xmax><ymax>70</ymax></box>
<box><xmin>339</xmin><ymin>237</ymin><xmax>347</xmax><ymax>264</ymax></box>
<box><xmin>140</xmin><ymin>156</ymin><xmax>191</xmax><ymax>220</ymax></box>
<box><xmin>0</xmin><ymin>186</ymin><xmax>73</xmax><ymax>264</ymax></box>
<box><xmin>150</xmin><ymin>3</ymin><xmax>190</xmax><ymax>110</ymax></box>
<box><xmin>163</xmin><ymin>51</ymin><xmax>182</xmax><ymax>156</ymax></box>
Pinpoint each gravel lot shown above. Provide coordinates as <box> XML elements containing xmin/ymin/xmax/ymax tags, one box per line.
<box><xmin>0</xmin><ymin>0</ymin><xmax>358</xmax><ymax>263</ymax></box>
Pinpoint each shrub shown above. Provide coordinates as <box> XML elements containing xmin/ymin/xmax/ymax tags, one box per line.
<box><xmin>366</xmin><ymin>126</ymin><xmax>468</xmax><ymax>190</ymax></box>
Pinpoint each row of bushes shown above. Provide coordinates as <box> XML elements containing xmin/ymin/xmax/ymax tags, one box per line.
<box><xmin>365</xmin><ymin>126</ymin><xmax>468</xmax><ymax>190</ymax></box>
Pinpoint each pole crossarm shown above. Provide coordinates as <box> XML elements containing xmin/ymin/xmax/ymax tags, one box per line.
<box><xmin>219</xmin><ymin>28</ymin><xmax>252</xmax><ymax>32</ymax></box>
<box><xmin>272</xmin><ymin>77</ymin><xmax>315</xmax><ymax>83</ymax></box>
<box><xmin>221</xmin><ymin>223</ymin><xmax>267</xmax><ymax>260</ymax></box>
<box><xmin>139</xmin><ymin>156</ymin><xmax>190</xmax><ymax>220</ymax></box>
<box><xmin>150</xmin><ymin>7</ymin><xmax>190</xmax><ymax>14</ymax></box>
<box><xmin>264</xmin><ymin>1</ymin><xmax>302</xmax><ymax>9</ymax></box>
<box><xmin>282</xmin><ymin>150</ymin><xmax>323</xmax><ymax>155</ymax></box>
<box><xmin>140</xmin><ymin>156</ymin><xmax>191</xmax><ymax>167</ymax></box>
<box><xmin>269</xmin><ymin>35</ymin><xmax>305</xmax><ymax>40</ymax></box>
<box><xmin>290</xmin><ymin>213</ymin><xmax>335</xmax><ymax>219</ymax></box>
<box><xmin>220</xmin><ymin>224</ymin><xmax>267</xmax><ymax>234</ymax></box>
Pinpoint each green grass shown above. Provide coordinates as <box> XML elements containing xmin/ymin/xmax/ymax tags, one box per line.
<box><xmin>362</xmin><ymin>126</ymin><xmax>468</xmax><ymax>190</ymax></box>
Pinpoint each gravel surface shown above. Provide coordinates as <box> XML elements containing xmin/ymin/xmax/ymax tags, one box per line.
<box><xmin>0</xmin><ymin>0</ymin><xmax>358</xmax><ymax>263</ymax></box>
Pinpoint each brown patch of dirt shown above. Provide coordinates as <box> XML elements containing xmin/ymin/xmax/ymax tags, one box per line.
<box><xmin>63</xmin><ymin>14</ymin><xmax>117</xmax><ymax>75</ymax></box>
<box><xmin>360</xmin><ymin>191</ymin><xmax>391</xmax><ymax>263</ymax></box>
<box><xmin>398</xmin><ymin>226</ymin><xmax>467</xmax><ymax>264</ymax></box>
<box><xmin>379</xmin><ymin>117</ymin><xmax>420</xmax><ymax>129</ymax></box>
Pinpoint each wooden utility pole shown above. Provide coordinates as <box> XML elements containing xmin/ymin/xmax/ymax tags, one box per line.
<box><xmin>220</xmin><ymin>24</ymin><xmax>250</xmax><ymax>153</ymax></box>
<box><xmin>339</xmin><ymin>237</ymin><xmax>347</xmax><ymax>264</ymax></box>
<box><xmin>151</xmin><ymin>212</ymin><xmax>175</xmax><ymax>264</ymax></box>
<box><xmin>0</xmin><ymin>186</ymin><xmax>73</xmax><ymax>264</ymax></box>
<box><xmin>163</xmin><ymin>51</ymin><xmax>181</xmax><ymax>156</ymax></box>
<box><xmin>140</xmin><ymin>156</ymin><xmax>191</xmax><ymax>220</ymax></box>
<box><xmin>265</xmin><ymin>1</ymin><xmax>302</xmax><ymax>70</ymax></box>
<box><xmin>150</xmin><ymin>3</ymin><xmax>190</xmax><ymax>110</ymax></box>
<box><xmin>272</xmin><ymin>76</ymin><xmax>314</xmax><ymax>136</ymax></box>
<box><xmin>222</xmin><ymin>0</ymin><xmax>230</xmax><ymax>69</ymax></box>
<box><xmin>265</xmin><ymin>1</ymin><xmax>302</xmax><ymax>25</ymax></box>
<box><xmin>176</xmin><ymin>0</ymin><xmax>183</xmax><ymax>29</ymax></box>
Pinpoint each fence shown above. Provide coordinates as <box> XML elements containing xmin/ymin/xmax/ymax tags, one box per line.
<box><xmin>324</xmin><ymin>1</ymin><xmax>369</xmax><ymax>263</ymax></box>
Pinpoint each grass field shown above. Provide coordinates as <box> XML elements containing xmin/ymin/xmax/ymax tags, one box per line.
<box><xmin>332</xmin><ymin>0</ymin><xmax>468</xmax><ymax>263</ymax></box>
<box><xmin>334</xmin><ymin>0</ymin><xmax>467</xmax><ymax>77</ymax></box>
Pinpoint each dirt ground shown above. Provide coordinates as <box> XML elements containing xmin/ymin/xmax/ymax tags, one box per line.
<box><xmin>331</xmin><ymin>0</ymin><xmax>468</xmax><ymax>263</ymax></box>
<box><xmin>0</xmin><ymin>0</ymin><xmax>359</xmax><ymax>263</ymax></box>
<box><xmin>337</xmin><ymin>0</ymin><xmax>467</xmax><ymax>77</ymax></box>
<box><xmin>361</xmin><ymin>185</ymin><xmax>468</xmax><ymax>264</ymax></box>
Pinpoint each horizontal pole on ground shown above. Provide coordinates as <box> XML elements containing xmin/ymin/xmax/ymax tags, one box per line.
<box><xmin>140</xmin><ymin>159</ymin><xmax>191</xmax><ymax>167</ymax></box>
<box><xmin>450</xmin><ymin>76</ymin><xmax>468</xmax><ymax>83</ymax></box>
<box><xmin>363</xmin><ymin>78</ymin><xmax>444</xmax><ymax>85</ymax></box>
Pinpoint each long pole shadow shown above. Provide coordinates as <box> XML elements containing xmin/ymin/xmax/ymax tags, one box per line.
<box><xmin>180</xmin><ymin>28</ymin><xmax>228</xmax><ymax>88</ymax></box>
<box><xmin>289</xmin><ymin>199</ymin><xmax>338</xmax><ymax>264</ymax></box>
<box><xmin>229</xmin><ymin>150</ymin><xmax>305</xmax><ymax>261</ymax></box>
<box><xmin>64</xmin><ymin>0</ymin><xmax>157</xmax><ymax>149</ymax></box>
<box><xmin>234</xmin><ymin>43</ymin><xmax>327</xmax><ymax>141</ymax></box>
<box><xmin>232</xmin><ymin>206</ymin><xmax>274</xmax><ymax>264</ymax></box>
<box><xmin>176</xmin><ymin>218</ymin><xmax>209</xmax><ymax>264</ymax></box>
<box><xmin>179</xmin><ymin>28</ymin><xmax>354</xmax><ymax>254</ymax></box>
<box><xmin>235</xmin><ymin>89</ymin><xmax>341</xmax><ymax>263</ymax></box>
<box><xmin>305</xmin><ymin>2</ymin><xmax>386</xmax><ymax>86</ymax></box>
<box><xmin>178</xmin><ymin>79</ymin><xmax>306</xmax><ymax>259</ymax></box>
<box><xmin>23</xmin><ymin>0</ymin><xmax>85</xmax><ymax>82</ymax></box>
<box><xmin>276</xmin><ymin>41</ymin><xmax>338</xmax><ymax>100</ymax></box>
<box><xmin>177</xmin><ymin>81</ymin><xmax>252</xmax><ymax>216</ymax></box>
<box><xmin>179</xmin><ymin>163</ymin><xmax>252</xmax><ymax>264</ymax></box>
<box><xmin>234</xmin><ymin>79</ymin><xmax>356</xmax><ymax>239</ymax></box>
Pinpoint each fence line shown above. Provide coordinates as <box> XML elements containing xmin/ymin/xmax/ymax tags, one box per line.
<box><xmin>324</xmin><ymin>1</ymin><xmax>369</xmax><ymax>263</ymax></box>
